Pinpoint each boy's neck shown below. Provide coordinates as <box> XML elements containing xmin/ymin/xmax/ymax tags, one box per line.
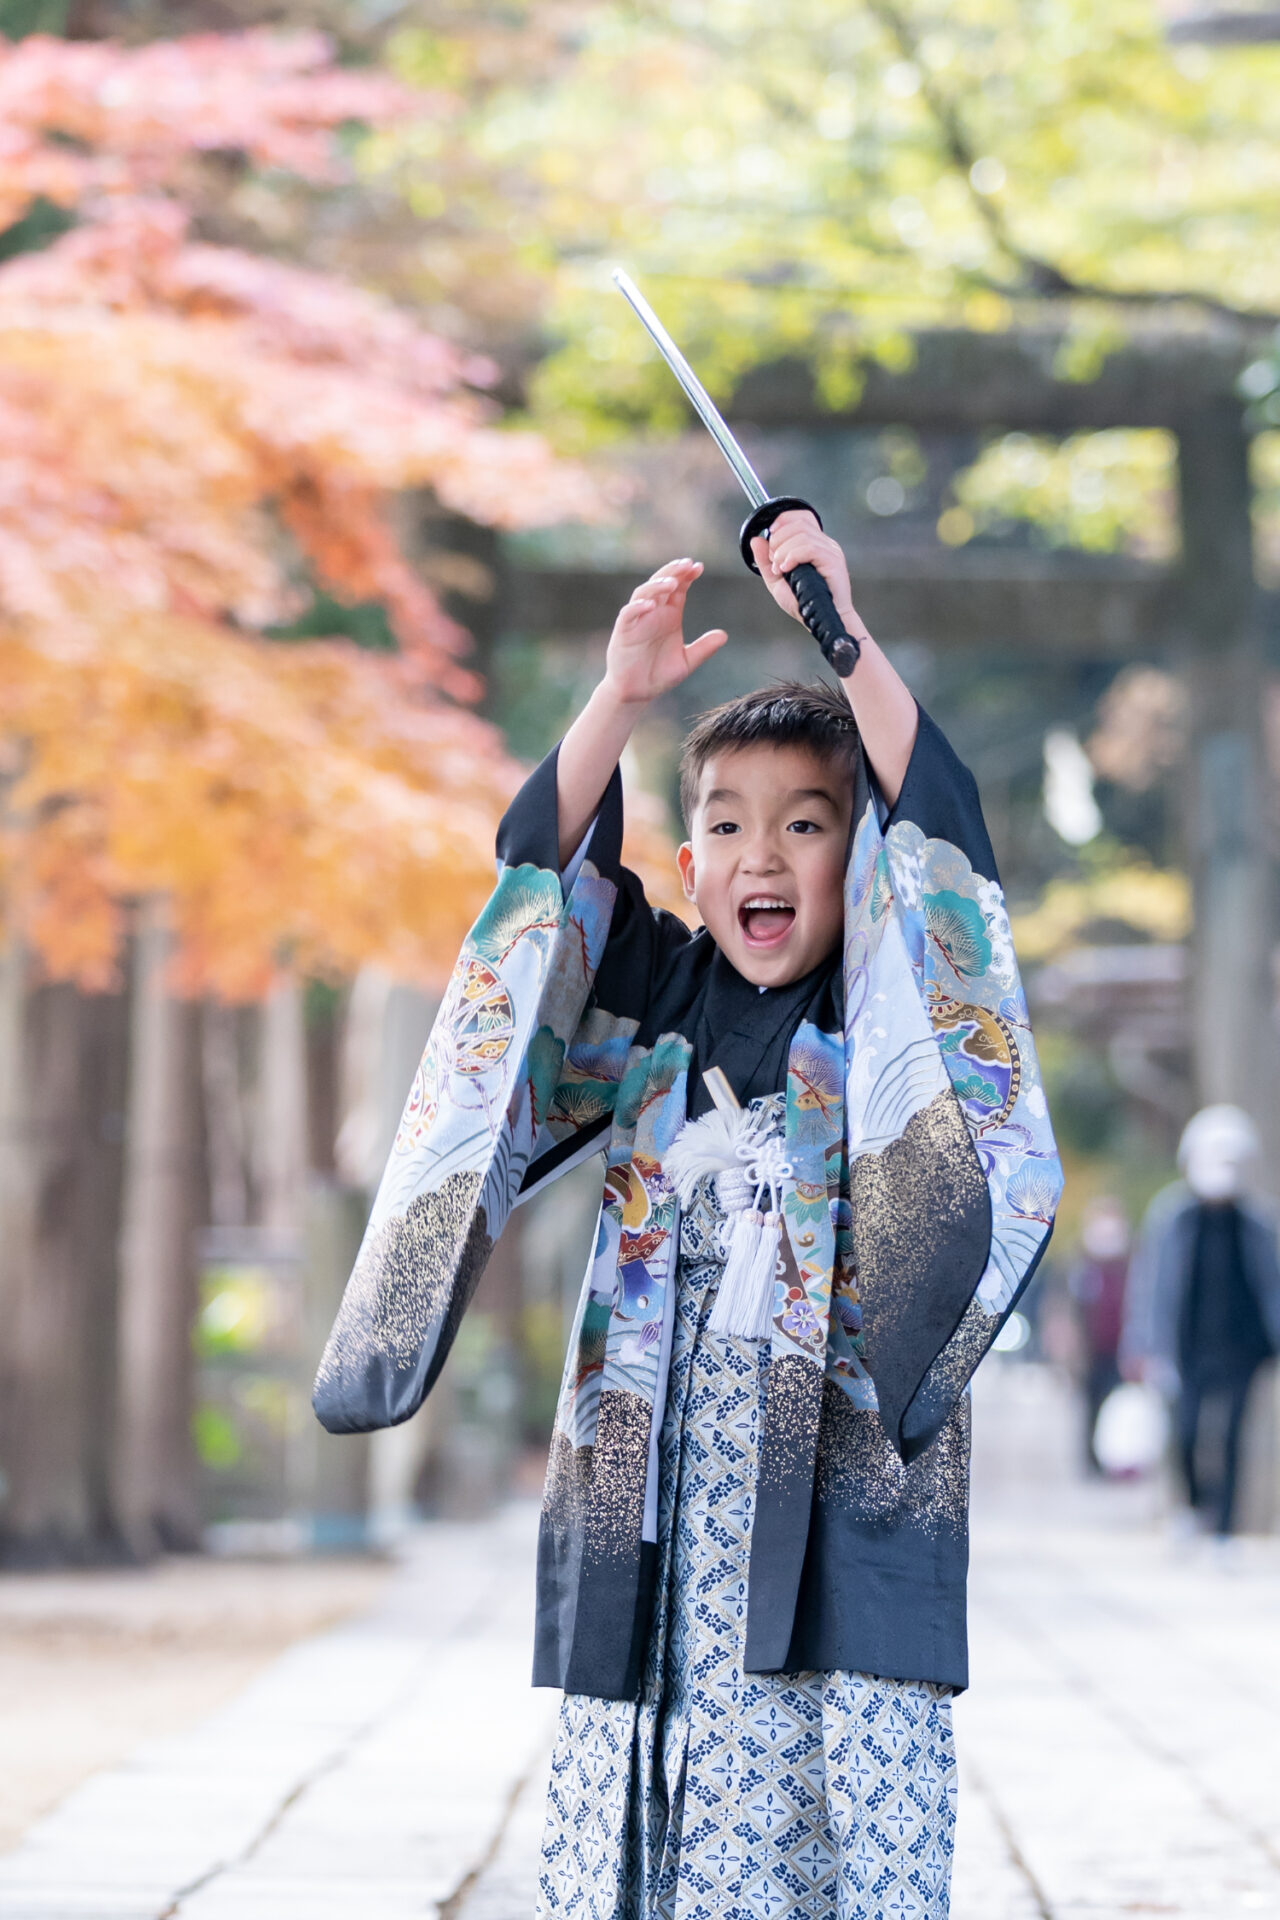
<box><xmin>708</xmin><ymin>941</ymin><xmax>837</xmax><ymax>996</ymax></box>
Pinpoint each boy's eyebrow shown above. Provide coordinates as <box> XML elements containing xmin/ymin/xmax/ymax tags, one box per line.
<box><xmin>701</xmin><ymin>784</ymin><xmax>843</xmax><ymax>810</ymax></box>
<box><xmin>785</xmin><ymin>786</ymin><xmax>842</xmax><ymax>808</ymax></box>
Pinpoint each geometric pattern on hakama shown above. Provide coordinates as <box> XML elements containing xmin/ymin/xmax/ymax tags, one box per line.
<box><xmin>537</xmin><ymin>1098</ymin><xmax>957</xmax><ymax>1919</ymax></box>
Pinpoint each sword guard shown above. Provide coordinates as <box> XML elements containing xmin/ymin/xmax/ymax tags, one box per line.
<box><xmin>739</xmin><ymin>496</ymin><xmax>861</xmax><ymax>680</ymax></box>
<box><xmin>739</xmin><ymin>495</ymin><xmax>822</xmax><ymax>570</ymax></box>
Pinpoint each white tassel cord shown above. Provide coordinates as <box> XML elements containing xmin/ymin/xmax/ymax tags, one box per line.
<box><xmin>708</xmin><ymin>1205</ymin><xmax>783</xmax><ymax>1340</ymax></box>
<box><xmin>664</xmin><ymin>1074</ymin><xmax>792</xmax><ymax>1342</ymax></box>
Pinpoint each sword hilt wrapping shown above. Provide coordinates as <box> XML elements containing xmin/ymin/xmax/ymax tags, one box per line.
<box><xmin>786</xmin><ymin>562</ymin><xmax>861</xmax><ymax>679</ymax></box>
<box><xmin>738</xmin><ymin>496</ymin><xmax>861</xmax><ymax>680</ymax></box>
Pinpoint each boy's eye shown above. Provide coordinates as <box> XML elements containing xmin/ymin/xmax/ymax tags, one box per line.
<box><xmin>708</xmin><ymin>820</ymin><xmax>740</xmax><ymax>835</ymax></box>
<box><xmin>787</xmin><ymin>819</ymin><xmax>822</xmax><ymax>834</ymax></box>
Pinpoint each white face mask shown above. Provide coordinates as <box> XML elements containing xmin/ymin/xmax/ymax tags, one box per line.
<box><xmin>1178</xmin><ymin>1104</ymin><xmax>1257</xmax><ymax>1202</ymax></box>
<box><xmin>1185</xmin><ymin>1153</ymin><xmax>1243</xmax><ymax>1202</ymax></box>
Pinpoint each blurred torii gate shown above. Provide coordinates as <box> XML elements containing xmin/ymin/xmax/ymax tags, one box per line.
<box><xmin>498</xmin><ymin>326</ymin><xmax>1277</xmax><ymax>1175</ymax></box>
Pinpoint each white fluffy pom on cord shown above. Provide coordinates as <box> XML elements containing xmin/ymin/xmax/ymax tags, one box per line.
<box><xmin>664</xmin><ymin>1075</ymin><xmax>790</xmax><ymax>1341</ymax></box>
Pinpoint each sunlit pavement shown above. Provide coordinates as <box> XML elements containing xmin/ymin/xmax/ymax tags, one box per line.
<box><xmin>0</xmin><ymin>1363</ymin><xmax>1277</xmax><ymax>1918</ymax></box>
<box><xmin>960</xmin><ymin>1363</ymin><xmax>1280</xmax><ymax>1919</ymax></box>
<box><xmin>0</xmin><ymin>1508</ymin><xmax>556</xmax><ymax>1920</ymax></box>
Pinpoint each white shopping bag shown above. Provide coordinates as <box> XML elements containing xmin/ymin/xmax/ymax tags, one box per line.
<box><xmin>1094</xmin><ymin>1381</ymin><xmax>1170</xmax><ymax>1476</ymax></box>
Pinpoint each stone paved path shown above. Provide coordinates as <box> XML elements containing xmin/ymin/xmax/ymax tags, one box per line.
<box><xmin>0</xmin><ymin>1509</ymin><xmax>555</xmax><ymax>1920</ymax></box>
<box><xmin>1</xmin><ymin>1363</ymin><xmax>1277</xmax><ymax>1918</ymax></box>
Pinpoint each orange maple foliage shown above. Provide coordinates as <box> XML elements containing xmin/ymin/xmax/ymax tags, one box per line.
<box><xmin>0</xmin><ymin>611</ymin><xmax>681</xmax><ymax>999</ymax></box>
<box><xmin>0</xmin><ymin>31</ymin><xmax>651</xmax><ymax>998</ymax></box>
<box><xmin>0</xmin><ymin>30</ymin><xmax>420</xmax><ymax>230</ymax></box>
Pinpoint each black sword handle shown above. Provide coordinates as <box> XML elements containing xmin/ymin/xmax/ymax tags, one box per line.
<box><xmin>739</xmin><ymin>495</ymin><xmax>861</xmax><ymax>679</ymax></box>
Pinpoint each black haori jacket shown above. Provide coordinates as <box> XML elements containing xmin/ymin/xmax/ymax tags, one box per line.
<box><xmin>315</xmin><ymin>708</ymin><xmax>1061</xmax><ymax>1699</ymax></box>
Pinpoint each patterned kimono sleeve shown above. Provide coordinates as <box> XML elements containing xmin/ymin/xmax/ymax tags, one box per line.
<box><xmin>313</xmin><ymin>746</ymin><xmax>688</xmax><ymax>1436</ymax></box>
<box><xmin>500</xmin><ymin>752</ymin><xmax>695</xmax><ymax>1203</ymax></box>
<box><xmin>845</xmin><ymin>708</ymin><xmax>1063</xmax><ymax>1462</ymax></box>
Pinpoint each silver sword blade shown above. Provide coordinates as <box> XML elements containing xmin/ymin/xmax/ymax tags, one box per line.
<box><xmin>612</xmin><ymin>269</ymin><xmax>768</xmax><ymax>511</ymax></box>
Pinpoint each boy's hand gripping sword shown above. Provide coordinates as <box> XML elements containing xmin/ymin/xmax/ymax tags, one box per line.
<box><xmin>613</xmin><ymin>269</ymin><xmax>861</xmax><ymax>677</ymax></box>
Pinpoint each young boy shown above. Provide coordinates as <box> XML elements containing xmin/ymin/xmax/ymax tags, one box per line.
<box><xmin>316</xmin><ymin>513</ymin><xmax>1061</xmax><ymax>1919</ymax></box>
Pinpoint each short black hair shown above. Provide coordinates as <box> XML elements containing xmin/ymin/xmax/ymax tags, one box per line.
<box><xmin>678</xmin><ymin>679</ymin><xmax>860</xmax><ymax>826</ymax></box>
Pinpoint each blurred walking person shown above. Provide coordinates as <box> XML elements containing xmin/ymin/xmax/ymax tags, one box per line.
<box><xmin>1068</xmin><ymin>1197</ymin><xmax>1131</xmax><ymax>1474</ymax></box>
<box><xmin>1124</xmin><ymin>1106</ymin><xmax>1280</xmax><ymax>1536</ymax></box>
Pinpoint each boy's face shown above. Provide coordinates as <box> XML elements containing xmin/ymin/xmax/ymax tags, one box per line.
<box><xmin>677</xmin><ymin>743</ymin><xmax>851</xmax><ymax>988</ymax></box>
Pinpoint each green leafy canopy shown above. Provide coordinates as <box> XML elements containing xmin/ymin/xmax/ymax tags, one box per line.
<box><xmin>385</xmin><ymin>0</ymin><xmax>1280</xmax><ymax>436</ymax></box>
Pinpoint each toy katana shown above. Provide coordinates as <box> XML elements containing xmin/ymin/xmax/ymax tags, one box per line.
<box><xmin>613</xmin><ymin>269</ymin><xmax>861</xmax><ymax>677</ymax></box>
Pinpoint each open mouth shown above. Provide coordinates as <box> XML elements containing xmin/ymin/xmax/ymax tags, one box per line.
<box><xmin>738</xmin><ymin>895</ymin><xmax>796</xmax><ymax>948</ymax></box>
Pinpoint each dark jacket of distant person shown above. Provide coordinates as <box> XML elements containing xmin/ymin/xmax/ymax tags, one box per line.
<box><xmin>1123</xmin><ymin>1183</ymin><xmax>1280</xmax><ymax>1389</ymax></box>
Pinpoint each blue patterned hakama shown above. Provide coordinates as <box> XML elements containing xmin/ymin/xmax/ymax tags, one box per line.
<box><xmin>538</xmin><ymin>1100</ymin><xmax>957</xmax><ymax>1920</ymax></box>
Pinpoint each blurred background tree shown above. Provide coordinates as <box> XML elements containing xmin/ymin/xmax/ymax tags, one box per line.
<box><xmin>0</xmin><ymin>26</ymin><xmax>607</xmax><ymax>992</ymax></box>
<box><xmin>0</xmin><ymin>15</ymin><xmax>606</xmax><ymax>1562</ymax></box>
<box><xmin>2</xmin><ymin>0</ymin><xmax>1279</xmax><ymax>1560</ymax></box>
<box><xmin>373</xmin><ymin>2</ymin><xmax>1279</xmax><ymax>387</ymax></box>
<box><xmin>367</xmin><ymin>0</ymin><xmax>1280</xmax><ymax>1278</ymax></box>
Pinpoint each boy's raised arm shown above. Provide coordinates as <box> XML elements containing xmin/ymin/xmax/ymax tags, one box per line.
<box><xmin>750</xmin><ymin>512</ymin><xmax>918</xmax><ymax>807</ymax></box>
<box><xmin>555</xmin><ymin>558</ymin><xmax>727</xmax><ymax>867</ymax></box>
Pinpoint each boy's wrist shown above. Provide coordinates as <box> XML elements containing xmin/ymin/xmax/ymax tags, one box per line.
<box><xmin>834</xmin><ymin>597</ymin><xmax>869</xmax><ymax>643</ymax></box>
<box><xmin>596</xmin><ymin>674</ymin><xmax>652</xmax><ymax>721</ymax></box>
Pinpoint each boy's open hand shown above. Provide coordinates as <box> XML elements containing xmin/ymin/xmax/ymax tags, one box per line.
<box><xmin>605</xmin><ymin>558</ymin><xmax>728</xmax><ymax>706</ymax></box>
<box><xmin>749</xmin><ymin>510</ymin><xmax>868</xmax><ymax>640</ymax></box>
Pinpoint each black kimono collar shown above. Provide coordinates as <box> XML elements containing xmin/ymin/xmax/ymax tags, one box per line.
<box><xmin>686</xmin><ymin>945</ymin><xmax>839</xmax><ymax>1119</ymax></box>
